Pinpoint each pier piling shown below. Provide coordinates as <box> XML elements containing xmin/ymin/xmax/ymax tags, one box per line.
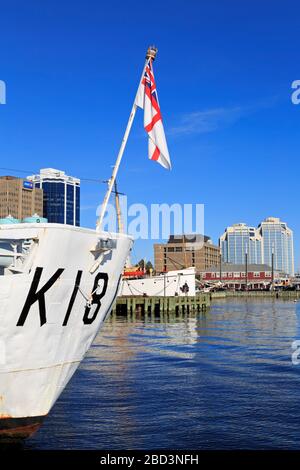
<box><xmin>112</xmin><ymin>293</ymin><xmax>210</xmax><ymax>317</ymax></box>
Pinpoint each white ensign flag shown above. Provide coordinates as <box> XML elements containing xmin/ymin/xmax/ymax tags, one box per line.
<box><xmin>135</xmin><ymin>59</ymin><xmax>171</xmax><ymax>170</ymax></box>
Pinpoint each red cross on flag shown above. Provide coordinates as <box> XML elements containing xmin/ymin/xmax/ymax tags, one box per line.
<box><xmin>135</xmin><ymin>59</ymin><xmax>171</xmax><ymax>170</ymax></box>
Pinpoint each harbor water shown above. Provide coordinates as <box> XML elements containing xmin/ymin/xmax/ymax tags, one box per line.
<box><xmin>24</xmin><ymin>298</ymin><xmax>300</xmax><ymax>450</ymax></box>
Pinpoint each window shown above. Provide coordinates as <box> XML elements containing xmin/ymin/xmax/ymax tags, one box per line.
<box><xmin>42</xmin><ymin>181</ymin><xmax>65</xmax><ymax>224</ymax></box>
<box><xmin>75</xmin><ymin>185</ymin><xmax>80</xmax><ymax>226</ymax></box>
<box><xmin>66</xmin><ymin>184</ymin><xmax>74</xmax><ymax>225</ymax></box>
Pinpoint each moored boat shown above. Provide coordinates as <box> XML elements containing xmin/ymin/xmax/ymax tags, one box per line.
<box><xmin>121</xmin><ymin>267</ymin><xmax>196</xmax><ymax>297</ymax></box>
<box><xmin>0</xmin><ymin>222</ymin><xmax>132</xmax><ymax>439</ymax></box>
<box><xmin>0</xmin><ymin>44</ymin><xmax>171</xmax><ymax>440</ymax></box>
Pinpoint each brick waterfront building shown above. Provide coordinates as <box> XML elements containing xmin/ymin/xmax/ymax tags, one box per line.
<box><xmin>154</xmin><ymin>234</ymin><xmax>220</xmax><ymax>273</ymax></box>
<box><xmin>200</xmin><ymin>263</ymin><xmax>279</xmax><ymax>289</ymax></box>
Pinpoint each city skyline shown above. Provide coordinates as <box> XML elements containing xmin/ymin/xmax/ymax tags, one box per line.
<box><xmin>0</xmin><ymin>165</ymin><xmax>298</xmax><ymax>273</ymax></box>
<box><xmin>0</xmin><ymin>1</ymin><xmax>299</xmax><ymax>269</ymax></box>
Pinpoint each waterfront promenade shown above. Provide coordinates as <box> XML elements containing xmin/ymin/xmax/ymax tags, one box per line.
<box><xmin>211</xmin><ymin>291</ymin><xmax>300</xmax><ymax>300</ymax></box>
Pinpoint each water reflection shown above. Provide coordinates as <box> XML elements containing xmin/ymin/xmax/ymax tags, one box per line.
<box><xmin>25</xmin><ymin>299</ymin><xmax>300</xmax><ymax>450</ymax></box>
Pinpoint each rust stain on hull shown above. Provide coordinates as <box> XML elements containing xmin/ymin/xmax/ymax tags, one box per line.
<box><xmin>0</xmin><ymin>416</ymin><xmax>45</xmax><ymax>441</ymax></box>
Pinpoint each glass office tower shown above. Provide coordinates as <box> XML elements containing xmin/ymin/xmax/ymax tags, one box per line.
<box><xmin>258</xmin><ymin>217</ymin><xmax>294</xmax><ymax>276</ymax></box>
<box><xmin>28</xmin><ymin>168</ymin><xmax>80</xmax><ymax>226</ymax></box>
<box><xmin>220</xmin><ymin>218</ymin><xmax>294</xmax><ymax>276</ymax></box>
<box><xmin>220</xmin><ymin>223</ymin><xmax>262</xmax><ymax>265</ymax></box>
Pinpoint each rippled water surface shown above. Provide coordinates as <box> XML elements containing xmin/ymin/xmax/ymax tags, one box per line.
<box><xmin>25</xmin><ymin>299</ymin><xmax>300</xmax><ymax>449</ymax></box>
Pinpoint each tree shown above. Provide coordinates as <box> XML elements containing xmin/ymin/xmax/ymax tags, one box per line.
<box><xmin>137</xmin><ymin>259</ymin><xmax>154</xmax><ymax>274</ymax></box>
<box><xmin>145</xmin><ymin>261</ymin><xmax>154</xmax><ymax>274</ymax></box>
<box><xmin>137</xmin><ymin>259</ymin><xmax>145</xmax><ymax>271</ymax></box>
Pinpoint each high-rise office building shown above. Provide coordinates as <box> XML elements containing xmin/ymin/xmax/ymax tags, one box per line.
<box><xmin>0</xmin><ymin>176</ymin><xmax>43</xmax><ymax>220</ymax></box>
<box><xmin>28</xmin><ymin>168</ymin><xmax>80</xmax><ymax>226</ymax></box>
<box><xmin>257</xmin><ymin>217</ymin><xmax>294</xmax><ymax>276</ymax></box>
<box><xmin>220</xmin><ymin>223</ymin><xmax>262</xmax><ymax>265</ymax></box>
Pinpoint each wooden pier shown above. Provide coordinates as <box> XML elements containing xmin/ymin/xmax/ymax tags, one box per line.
<box><xmin>112</xmin><ymin>293</ymin><xmax>210</xmax><ymax>317</ymax></box>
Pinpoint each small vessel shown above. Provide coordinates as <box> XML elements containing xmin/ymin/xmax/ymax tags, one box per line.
<box><xmin>0</xmin><ymin>45</ymin><xmax>171</xmax><ymax>440</ymax></box>
<box><xmin>121</xmin><ymin>267</ymin><xmax>196</xmax><ymax>297</ymax></box>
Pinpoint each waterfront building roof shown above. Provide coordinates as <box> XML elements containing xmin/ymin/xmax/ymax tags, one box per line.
<box><xmin>203</xmin><ymin>263</ymin><xmax>274</xmax><ymax>273</ymax></box>
<box><xmin>168</xmin><ymin>234</ymin><xmax>211</xmax><ymax>244</ymax></box>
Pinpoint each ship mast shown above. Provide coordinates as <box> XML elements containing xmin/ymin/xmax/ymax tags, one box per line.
<box><xmin>96</xmin><ymin>46</ymin><xmax>158</xmax><ymax>231</ymax></box>
<box><xmin>113</xmin><ymin>179</ymin><xmax>132</xmax><ymax>268</ymax></box>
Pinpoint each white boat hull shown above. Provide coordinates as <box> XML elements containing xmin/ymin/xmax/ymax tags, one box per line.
<box><xmin>0</xmin><ymin>223</ymin><xmax>132</xmax><ymax>439</ymax></box>
<box><xmin>120</xmin><ymin>267</ymin><xmax>196</xmax><ymax>297</ymax></box>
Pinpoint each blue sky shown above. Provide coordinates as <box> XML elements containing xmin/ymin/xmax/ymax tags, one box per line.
<box><xmin>0</xmin><ymin>0</ymin><xmax>299</xmax><ymax>268</ymax></box>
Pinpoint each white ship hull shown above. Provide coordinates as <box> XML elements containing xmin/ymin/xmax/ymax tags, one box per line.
<box><xmin>0</xmin><ymin>223</ymin><xmax>132</xmax><ymax>439</ymax></box>
<box><xmin>120</xmin><ymin>267</ymin><xmax>196</xmax><ymax>297</ymax></box>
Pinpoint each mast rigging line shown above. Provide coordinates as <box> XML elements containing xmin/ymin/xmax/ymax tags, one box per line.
<box><xmin>0</xmin><ymin>167</ymin><xmax>112</xmax><ymax>185</ymax></box>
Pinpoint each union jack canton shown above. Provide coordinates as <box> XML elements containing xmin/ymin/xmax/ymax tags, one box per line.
<box><xmin>135</xmin><ymin>59</ymin><xmax>171</xmax><ymax>170</ymax></box>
